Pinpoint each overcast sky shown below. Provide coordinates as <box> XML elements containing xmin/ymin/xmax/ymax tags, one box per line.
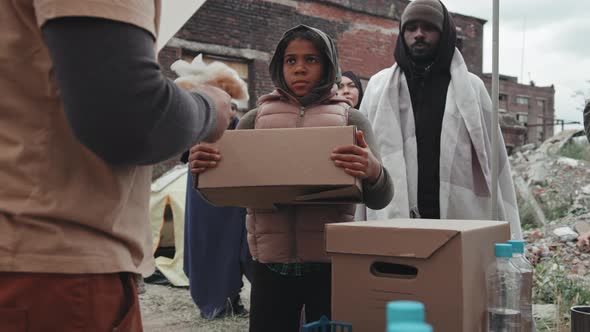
<box><xmin>443</xmin><ymin>0</ymin><xmax>588</xmax><ymax>131</ymax></box>
<box><xmin>160</xmin><ymin>0</ymin><xmax>588</xmax><ymax>132</ymax></box>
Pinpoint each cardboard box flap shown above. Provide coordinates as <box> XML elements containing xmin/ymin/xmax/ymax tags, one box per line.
<box><xmin>294</xmin><ymin>184</ymin><xmax>362</xmax><ymax>202</ymax></box>
<box><xmin>198</xmin><ymin>185</ymin><xmax>362</xmax><ymax>209</ymax></box>
<box><xmin>325</xmin><ymin>219</ymin><xmax>488</xmax><ymax>258</ymax></box>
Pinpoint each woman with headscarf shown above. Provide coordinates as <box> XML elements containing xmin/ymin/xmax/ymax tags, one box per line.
<box><xmin>338</xmin><ymin>71</ymin><xmax>364</xmax><ymax>109</ymax></box>
<box><xmin>181</xmin><ymin>102</ymin><xmax>252</xmax><ymax>319</ymax></box>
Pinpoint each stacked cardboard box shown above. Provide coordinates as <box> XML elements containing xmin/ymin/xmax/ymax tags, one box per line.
<box><xmin>326</xmin><ymin>219</ymin><xmax>510</xmax><ymax>332</ymax></box>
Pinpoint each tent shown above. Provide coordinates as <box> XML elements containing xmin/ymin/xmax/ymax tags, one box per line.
<box><xmin>149</xmin><ymin>165</ymin><xmax>189</xmax><ymax>286</ymax></box>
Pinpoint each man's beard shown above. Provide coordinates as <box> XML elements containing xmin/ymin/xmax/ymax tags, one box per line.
<box><xmin>409</xmin><ymin>42</ymin><xmax>436</xmax><ymax>65</ymax></box>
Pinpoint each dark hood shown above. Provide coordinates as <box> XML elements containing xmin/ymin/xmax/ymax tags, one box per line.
<box><xmin>269</xmin><ymin>25</ymin><xmax>341</xmax><ymax>106</ymax></box>
<box><xmin>394</xmin><ymin>0</ymin><xmax>456</xmax><ymax>76</ymax></box>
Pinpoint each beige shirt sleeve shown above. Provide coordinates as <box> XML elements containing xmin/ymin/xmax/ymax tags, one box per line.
<box><xmin>34</xmin><ymin>0</ymin><xmax>158</xmax><ymax>39</ymax></box>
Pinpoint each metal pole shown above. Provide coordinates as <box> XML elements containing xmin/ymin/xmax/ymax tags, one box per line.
<box><xmin>491</xmin><ymin>0</ymin><xmax>500</xmax><ymax>220</ymax></box>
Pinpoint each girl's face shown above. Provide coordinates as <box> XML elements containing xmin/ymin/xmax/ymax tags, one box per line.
<box><xmin>338</xmin><ymin>76</ymin><xmax>360</xmax><ymax>107</ymax></box>
<box><xmin>282</xmin><ymin>38</ymin><xmax>323</xmax><ymax>97</ymax></box>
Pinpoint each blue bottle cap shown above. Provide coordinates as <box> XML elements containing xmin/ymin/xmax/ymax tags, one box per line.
<box><xmin>495</xmin><ymin>243</ymin><xmax>513</xmax><ymax>258</ymax></box>
<box><xmin>507</xmin><ymin>240</ymin><xmax>525</xmax><ymax>253</ymax></box>
<box><xmin>386</xmin><ymin>301</ymin><xmax>425</xmax><ymax>324</ymax></box>
<box><xmin>388</xmin><ymin>323</ymin><xmax>433</xmax><ymax>332</ymax></box>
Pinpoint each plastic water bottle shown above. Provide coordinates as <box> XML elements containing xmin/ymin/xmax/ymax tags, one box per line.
<box><xmin>507</xmin><ymin>240</ymin><xmax>534</xmax><ymax>332</ymax></box>
<box><xmin>386</xmin><ymin>301</ymin><xmax>433</xmax><ymax>332</ymax></box>
<box><xmin>487</xmin><ymin>243</ymin><xmax>522</xmax><ymax>332</ymax></box>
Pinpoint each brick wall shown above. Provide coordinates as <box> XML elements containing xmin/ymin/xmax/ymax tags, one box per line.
<box><xmin>152</xmin><ymin>0</ymin><xmax>556</xmax><ymax>177</ymax></box>
<box><xmin>452</xmin><ymin>13</ymin><xmax>485</xmax><ymax>74</ymax></box>
<box><xmin>158</xmin><ymin>46</ymin><xmax>181</xmax><ymax>80</ymax></box>
<box><xmin>154</xmin><ymin>0</ymin><xmax>536</xmax><ymax>170</ymax></box>
<box><xmin>309</xmin><ymin>0</ymin><xmax>404</xmax><ymax>19</ymax></box>
<box><xmin>158</xmin><ymin>0</ymin><xmax>485</xmax><ymax>99</ymax></box>
<box><xmin>502</xmin><ymin>126</ymin><xmax>527</xmax><ymax>154</ymax></box>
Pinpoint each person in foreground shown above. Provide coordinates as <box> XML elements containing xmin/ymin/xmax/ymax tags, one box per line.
<box><xmin>0</xmin><ymin>1</ymin><xmax>231</xmax><ymax>331</ymax></box>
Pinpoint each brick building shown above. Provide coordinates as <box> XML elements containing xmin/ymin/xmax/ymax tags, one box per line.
<box><xmin>159</xmin><ymin>0</ymin><xmax>554</xmax><ymax>149</ymax></box>
<box><xmin>482</xmin><ymin>74</ymin><xmax>555</xmax><ymax>146</ymax></box>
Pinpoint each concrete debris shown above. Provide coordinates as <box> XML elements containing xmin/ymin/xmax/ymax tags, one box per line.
<box><xmin>512</xmin><ymin>129</ymin><xmax>590</xmax><ymax>281</ymax></box>
<box><xmin>533</xmin><ymin>304</ymin><xmax>557</xmax><ymax>321</ymax></box>
<box><xmin>557</xmin><ymin>157</ymin><xmax>580</xmax><ymax>168</ymax></box>
<box><xmin>552</xmin><ymin>227</ymin><xmax>579</xmax><ymax>242</ymax></box>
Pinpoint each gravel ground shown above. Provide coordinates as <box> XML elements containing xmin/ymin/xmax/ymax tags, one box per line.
<box><xmin>140</xmin><ymin>278</ymin><xmax>251</xmax><ymax>332</ymax></box>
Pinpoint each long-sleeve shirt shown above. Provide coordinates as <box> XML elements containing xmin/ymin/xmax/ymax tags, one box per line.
<box><xmin>42</xmin><ymin>17</ymin><xmax>217</xmax><ymax>165</ymax></box>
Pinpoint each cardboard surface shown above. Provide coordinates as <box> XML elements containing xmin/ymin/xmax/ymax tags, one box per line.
<box><xmin>326</xmin><ymin>219</ymin><xmax>511</xmax><ymax>332</ymax></box>
<box><xmin>197</xmin><ymin>126</ymin><xmax>362</xmax><ymax>208</ymax></box>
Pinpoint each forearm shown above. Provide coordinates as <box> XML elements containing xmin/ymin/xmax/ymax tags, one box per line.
<box><xmin>42</xmin><ymin>17</ymin><xmax>216</xmax><ymax>165</ymax></box>
<box><xmin>362</xmin><ymin>168</ymin><xmax>393</xmax><ymax>210</ymax></box>
<box><xmin>349</xmin><ymin>109</ymin><xmax>394</xmax><ymax>209</ymax></box>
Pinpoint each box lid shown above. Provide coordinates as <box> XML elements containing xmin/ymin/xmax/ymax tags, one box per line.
<box><xmin>325</xmin><ymin>219</ymin><xmax>508</xmax><ymax>258</ymax></box>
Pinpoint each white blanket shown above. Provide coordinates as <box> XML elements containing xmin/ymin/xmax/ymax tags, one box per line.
<box><xmin>360</xmin><ymin>49</ymin><xmax>522</xmax><ymax>240</ymax></box>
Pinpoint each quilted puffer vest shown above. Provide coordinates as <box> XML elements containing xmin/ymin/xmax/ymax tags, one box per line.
<box><xmin>246</xmin><ymin>90</ymin><xmax>356</xmax><ymax>263</ymax></box>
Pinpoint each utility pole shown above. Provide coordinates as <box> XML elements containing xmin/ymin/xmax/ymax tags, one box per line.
<box><xmin>519</xmin><ymin>17</ymin><xmax>527</xmax><ymax>84</ymax></box>
<box><xmin>491</xmin><ymin>0</ymin><xmax>500</xmax><ymax>221</ymax></box>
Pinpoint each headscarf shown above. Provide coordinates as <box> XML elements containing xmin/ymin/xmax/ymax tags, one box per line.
<box><xmin>341</xmin><ymin>71</ymin><xmax>364</xmax><ymax>108</ymax></box>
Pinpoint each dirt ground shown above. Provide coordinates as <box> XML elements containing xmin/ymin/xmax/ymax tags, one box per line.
<box><xmin>140</xmin><ymin>278</ymin><xmax>251</xmax><ymax>332</ymax></box>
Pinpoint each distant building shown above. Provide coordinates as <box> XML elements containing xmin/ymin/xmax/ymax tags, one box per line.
<box><xmin>481</xmin><ymin>74</ymin><xmax>555</xmax><ymax>147</ymax></box>
<box><xmin>159</xmin><ymin>0</ymin><xmax>554</xmax><ymax>150</ymax></box>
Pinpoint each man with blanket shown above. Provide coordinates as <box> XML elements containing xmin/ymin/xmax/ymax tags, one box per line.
<box><xmin>360</xmin><ymin>0</ymin><xmax>522</xmax><ymax>239</ymax></box>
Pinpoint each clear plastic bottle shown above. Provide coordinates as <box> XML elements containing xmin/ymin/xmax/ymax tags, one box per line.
<box><xmin>507</xmin><ymin>240</ymin><xmax>534</xmax><ymax>332</ymax></box>
<box><xmin>386</xmin><ymin>301</ymin><xmax>433</xmax><ymax>332</ymax></box>
<box><xmin>487</xmin><ymin>243</ymin><xmax>522</xmax><ymax>332</ymax></box>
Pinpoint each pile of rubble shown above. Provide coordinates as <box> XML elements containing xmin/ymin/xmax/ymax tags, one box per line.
<box><xmin>510</xmin><ymin>129</ymin><xmax>590</xmax><ymax>279</ymax></box>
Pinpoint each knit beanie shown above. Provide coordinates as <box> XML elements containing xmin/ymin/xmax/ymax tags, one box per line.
<box><xmin>401</xmin><ymin>0</ymin><xmax>444</xmax><ymax>32</ymax></box>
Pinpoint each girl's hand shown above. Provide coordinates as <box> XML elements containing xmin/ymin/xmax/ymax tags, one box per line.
<box><xmin>188</xmin><ymin>143</ymin><xmax>221</xmax><ymax>175</ymax></box>
<box><xmin>331</xmin><ymin>130</ymin><xmax>381</xmax><ymax>183</ymax></box>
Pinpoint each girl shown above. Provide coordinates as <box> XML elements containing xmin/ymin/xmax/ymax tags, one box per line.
<box><xmin>189</xmin><ymin>25</ymin><xmax>393</xmax><ymax>332</ymax></box>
